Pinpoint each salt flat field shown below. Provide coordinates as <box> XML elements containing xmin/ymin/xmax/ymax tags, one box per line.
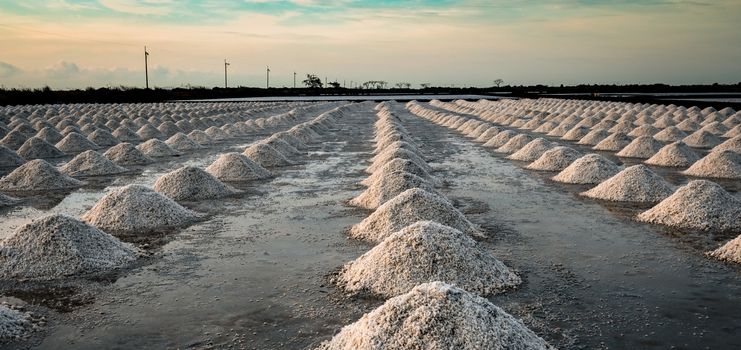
<box><xmin>0</xmin><ymin>98</ymin><xmax>739</xmax><ymax>349</ymax></box>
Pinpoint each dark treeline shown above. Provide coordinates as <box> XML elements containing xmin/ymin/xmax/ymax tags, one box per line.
<box><xmin>1</xmin><ymin>83</ymin><xmax>740</xmax><ymax>107</ymax></box>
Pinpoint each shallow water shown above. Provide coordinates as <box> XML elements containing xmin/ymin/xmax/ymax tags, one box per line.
<box><xmin>1</xmin><ymin>101</ymin><xmax>739</xmax><ymax>349</ymax></box>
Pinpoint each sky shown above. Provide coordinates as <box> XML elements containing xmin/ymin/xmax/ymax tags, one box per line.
<box><xmin>1</xmin><ymin>0</ymin><xmax>740</xmax><ymax>89</ymax></box>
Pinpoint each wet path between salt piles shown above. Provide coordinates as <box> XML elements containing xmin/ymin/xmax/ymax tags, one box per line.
<box><xmin>390</xmin><ymin>103</ymin><xmax>741</xmax><ymax>349</ymax></box>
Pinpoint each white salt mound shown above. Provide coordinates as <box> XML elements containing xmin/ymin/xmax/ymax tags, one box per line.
<box><xmin>712</xmin><ymin>135</ymin><xmax>741</xmax><ymax>154</ymax></box>
<box><xmin>361</xmin><ymin>158</ymin><xmax>438</xmax><ymax>187</ymax></box>
<box><xmin>154</xmin><ymin>166</ymin><xmax>239</xmax><ymax>201</ymax></box>
<box><xmin>0</xmin><ymin>146</ymin><xmax>25</xmax><ymax>167</ymax></box>
<box><xmin>615</xmin><ymin>136</ymin><xmax>662</xmax><ymax>158</ymax></box>
<box><xmin>644</xmin><ymin>141</ymin><xmax>700</xmax><ymax>167</ymax></box>
<box><xmin>552</xmin><ymin>154</ymin><xmax>620</xmax><ymax>184</ymax></box>
<box><xmin>637</xmin><ymin>180</ymin><xmax>741</xmax><ymax>232</ymax></box>
<box><xmin>495</xmin><ymin>134</ymin><xmax>533</xmax><ymax>154</ymax></box>
<box><xmin>60</xmin><ymin>150</ymin><xmax>128</xmax><ymax>177</ymax></box>
<box><xmin>593</xmin><ymin>132</ymin><xmax>632</xmax><ymax>151</ymax></box>
<box><xmin>577</xmin><ymin>129</ymin><xmax>609</xmax><ymax>145</ymax></box>
<box><xmin>709</xmin><ymin>235</ymin><xmax>741</xmax><ymax>264</ymax></box>
<box><xmin>243</xmin><ymin>143</ymin><xmax>293</xmax><ymax>168</ymax></box>
<box><xmin>206</xmin><ymin>152</ymin><xmax>272</xmax><ymax>181</ymax></box>
<box><xmin>0</xmin><ymin>159</ymin><xmax>83</xmax><ymax>191</ymax></box>
<box><xmin>82</xmin><ymin>184</ymin><xmax>200</xmax><ymax>233</ymax></box>
<box><xmin>526</xmin><ymin>146</ymin><xmax>581</xmax><ymax>172</ymax></box>
<box><xmin>17</xmin><ymin>137</ymin><xmax>65</xmax><ymax>159</ymax></box>
<box><xmin>55</xmin><ymin>132</ymin><xmax>98</xmax><ymax>154</ymax></box>
<box><xmin>0</xmin><ymin>305</ymin><xmax>33</xmax><ymax>341</ymax></box>
<box><xmin>367</xmin><ymin>148</ymin><xmax>430</xmax><ymax>174</ymax></box>
<box><xmin>0</xmin><ymin>214</ymin><xmax>138</xmax><ymax>279</ymax></box>
<box><xmin>348</xmin><ymin>188</ymin><xmax>484</xmax><ymax>242</ymax></box>
<box><xmin>165</xmin><ymin>133</ymin><xmax>202</xmax><ymax>151</ymax></box>
<box><xmin>136</xmin><ymin>139</ymin><xmax>180</xmax><ymax>157</ymax></box>
<box><xmin>349</xmin><ymin>172</ymin><xmax>437</xmax><ymax>209</ymax></box>
<box><xmin>581</xmin><ymin>165</ymin><xmax>674</xmax><ymax>203</ymax></box>
<box><xmin>338</xmin><ymin>221</ymin><xmax>520</xmax><ymax>297</ymax></box>
<box><xmin>682</xmin><ymin>150</ymin><xmax>741</xmax><ymax>179</ymax></box>
<box><xmin>316</xmin><ymin>281</ymin><xmax>554</xmax><ymax>350</ymax></box>
<box><xmin>104</xmin><ymin>143</ymin><xmax>153</xmax><ymax>166</ymax></box>
<box><xmin>683</xmin><ymin>130</ymin><xmax>721</xmax><ymax>148</ymax></box>
<box><xmin>507</xmin><ymin>138</ymin><xmax>554</xmax><ymax>162</ymax></box>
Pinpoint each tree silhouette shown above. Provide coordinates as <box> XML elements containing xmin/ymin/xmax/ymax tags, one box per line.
<box><xmin>302</xmin><ymin>74</ymin><xmax>323</xmax><ymax>88</ymax></box>
<box><xmin>493</xmin><ymin>79</ymin><xmax>504</xmax><ymax>87</ymax></box>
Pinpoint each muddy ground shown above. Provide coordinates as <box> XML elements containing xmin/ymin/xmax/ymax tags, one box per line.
<box><xmin>1</xmin><ymin>101</ymin><xmax>740</xmax><ymax>349</ymax></box>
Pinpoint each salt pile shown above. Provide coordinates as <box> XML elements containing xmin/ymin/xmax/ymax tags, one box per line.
<box><xmin>495</xmin><ymin>134</ymin><xmax>534</xmax><ymax>154</ymax></box>
<box><xmin>361</xmin><ymin>158</ymin><xmax>438</xmax><ymax>187</ymax></box>
<box><xmin>261</xmin><ymin>138</ymin><xmax>301</xmax><ymax>157</ymax></box>
<box><xmin>187</xmin><ymin>130</ymin><xmax>213</xmax><ymax>145</ymax></box>
<box><xmin>552</xmin><ymin>154</ymin><xmax>620</xmax><ymax>184</ymax></box>
<box><xmin>581</xmin><ymin>165</ymin><xmax>674</xmax><ymax>203</ymax></box>
<box><xmin>367</xmin><ymin>148</ymin><xmax>430</xmax><ymax>174</ymax></box>
<box><xmin>0</xmin><ymin>131</ymin><xmax>27</xmax><ymax>150</ymax></box>
<box><xmin>112</xmin><ymin>126</ymin><xmax>141</xmax><ymax>142</ymax></box>
<box><xmin>683</xmin><ymin>130</ymin><xmax>721</xmax><ymax>148</ymax></box>
<box><xmin>709</xmin><ymin>235</ymin><xmax>741</xmax><ymax>264</ymax></box>
<box><xmin>561</xmin><ymin>125</ymin><xmax>590</xmax><ymax>141</ymax></box>
<box><xmin>577</xmin><ymin>129</ymin><xmax>609</xmax><ymax>145</ymax></box>
<box><xmin>87</xmin><ymin>129</ymin><xmax>119</xmax><ymax>147</ymax></box>
<box><xmin>653</xmin><ymin>126</ymin><xmax>687</xmax><ymax>142</ymax></box>
<box><xmin>0</xmin><ymin>146</ymin><xmax>25</xmax><ymax>167</ymax></box>
<box><xmin>615</xmin><ymin>135</ymin><xmax>662</xmax><ymax>158</ymax></box>
<box><xmin>60</xmin><ymin>150</ymin><xmax>128</xmax><ymax>177</ymax></box>
<box><xmin>316</xmin><ymin>282</ymin><xmax>554</xmax><ymax>350</ymax></box>
<box><xmin>136</xmin><ymin>139</ymin><xmax>180</xmax><ymax>157</ymax></box>
<box><xmin>206</xmin><ymin>152</ymin><xmax>273</xmax><ymax>181</ymax></box>
<box><xmin>82</xmin><ymin>184</ymin><xmax>200</xmax><ymax>233</ymax></box>
<box><xmin>0</xmin><ymin>305</ymin><xmax>33</xmax><ymax>341</ymax></box>
<box><xmin>644</xmin><ymin>141</ymin><xmax>700</xmax><ymax>167</ymax></box>
<box><xmin>103</xmin><ymin>143</ymin><xmax>153</xmax><ymax>165</ymax></box>
<box><xmin>136</xmin><ymin>124</ymin><xmax>162</xmax><ymax>140</ymax></box>
<box><xmin>243</xmin><ymin>143</ymin><xmax>293</xmax><ymax>168</ymax></box>
<box><xmin>0</xmin><ymin>214</ymin><xmax>138</xmax><ymax>279</ymax></box>
<box><xmin>55</xmin><ymin>132</ymin><xmax>98</xmax><ymax>154</ymax></box>
<box><xmin>637</xmin><ymin>180</ymin><xmax>741</xmax><ymax>231</ymax></box>
<box><xmin>474</xmin><ymin>127</ymin><xmax>501</xmax><ymax>142</ymax></box>
<box><xmin>153</xmin><ymin>166</ymin><xmax>239</xmax><ymax>201</ymax></box>
<box><xmin>713</xmin><ymin>135</ymin><xmax>741</xmax><ymax>154</ymax></box>
<box><xmin>165</xmin><ymin>133</ymin><xmax>202</xmax><ymax>151</ymax></box>
<box><xmin>17</xmin><ymin>137</ymin><xmax>65</xmax><ymax>159</ymax></box>
<box><xmin>337</xmin><ymin>221</ymin><xmax>520</xmax><ymax>297</ymax></box>
<box><xmin>682</xmin><ymin>150</ymin><xmax>741</xmax><ymax>179</ymax></box>
<box><xmin>348</xmin><ymin>188</ymin><xmax>484</xmax><ymax>243</ymax></box>
<box><xmin>483</xmin><ymin>130</ymin><xmax>517</xmax><ymax>148</ymax></box>
<box><xmin>35</xmin><ymin>127</ymin><xmax>63</xmax><ymax>144</ymax></box>
<box><xmin>0</xmin><ymin>159</ymin><xmax>83</xmax><ymax>191</ymax></box>
<box><xmin>526</xmin><ymin>146</ymin><xmax>581</xmax><ymax>171</ymax></box>
<box><xmin>507</xmin><ymin>138</ymin><xmax>554</xmax><ymax>162</ymax></box>
<box><xmin>349</xmin><ymin>172</ymin><xmax>437</xmax><ymax>209</ymax></box>
<box><xmin>593</xmin><ymin>132</ymin><xmax>632</xmax><ymax>151</ymax></box>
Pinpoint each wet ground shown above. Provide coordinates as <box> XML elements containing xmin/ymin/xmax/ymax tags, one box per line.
<box><xmin>1</xmin><ymin>101</ymin><xmax>740</xmax><ymax>349</ymax></box>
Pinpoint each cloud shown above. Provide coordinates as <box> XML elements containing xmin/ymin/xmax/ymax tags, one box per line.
<box><xmin>0</xmin><ymin>62</ymin><xmax>22</xmax><ymax>78</ymax></box>
<box><xmin>99</xmin><ymin>0</ymin><xmax>172</xmax><ymax>16</ymax></box>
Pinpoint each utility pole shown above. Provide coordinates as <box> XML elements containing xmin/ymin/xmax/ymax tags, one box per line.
<box><xmin>293</xmin><ymin>72</ymin><xmax>296</xmax><ymax>88</ymax></box>
<box><xmin>144</xmin><ymin>46</ymin><xmax>149</xmax><ymax>89</ymax></box>
<box><xmin>266</xmin><ymin>66</ymin><xmax>270</xmax><ymax>89</ymax></box>
<box><xmin>224</xmin><ymin>59</ymin><xmax>230</xmax><ymax>88</ymax></box>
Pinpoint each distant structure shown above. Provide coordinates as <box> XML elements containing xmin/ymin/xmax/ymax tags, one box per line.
<box><xmin>144</xmin><ymin>46</ymin><xmax>149</xmax><ymax>89</ymax></box>
<box><xmin>266</xmin><ymin>66</ymin><xmax>270</xmax><ymax>89</ymax></box>
<box><xmin>224</xmin><ymin>59</ymin><xmax>230</xmax><ymax>88</ymax></box>
<box><xmin>293</xmin><ymin>72</ymin><xmax>297</xmax><ymax>88</ymax></box>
